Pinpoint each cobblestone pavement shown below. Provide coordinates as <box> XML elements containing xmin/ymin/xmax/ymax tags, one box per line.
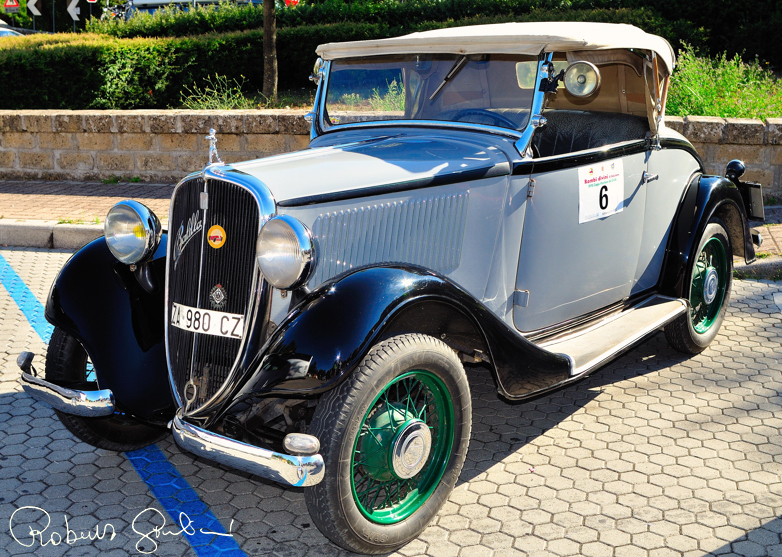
<box><xmin>0</xmin><ymin>181</ymin><xmax>174</xmax><ymax>224</ymax></box>
<box><xmin>2</xmin><ymin>247</ymin><xmax>782</xmax><ymax>556</ymax></box>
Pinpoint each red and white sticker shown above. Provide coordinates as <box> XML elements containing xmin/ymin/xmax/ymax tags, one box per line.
<box><xmin>578</xmin><ymin>159</ymin><xmax>624</xmax><ymax>223</ymax></box>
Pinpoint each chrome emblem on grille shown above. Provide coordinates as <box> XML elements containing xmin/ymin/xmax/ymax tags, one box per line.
<box><xmin>173</xmin><ymin>211</ymin><xmax>203</xmax><ymax>269</ymax></box>
<box><xmin>209</xmin><ymin>284</ymin><xmax>227</xmax><ymax>309</ymax></box>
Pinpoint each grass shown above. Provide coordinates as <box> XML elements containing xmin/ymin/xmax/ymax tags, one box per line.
<box><xmin>102</xmin><ymin>176</ymin><xmax>120</xmax><ymax>184</ymax></box>
<box><xmin>180</xmin><ymin>74</ymin><xmax>314</xmax><ymax>110</ymax></box>
<box><xmin>667</xmin><ymin>44</ymin><xmax>782</xmax><ymax>119</ymax></box>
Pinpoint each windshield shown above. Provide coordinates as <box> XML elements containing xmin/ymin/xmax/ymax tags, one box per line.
<box><xmin>323</xmin><ymin>54</ymin><xmax>539</xmax><ymax>131</ymax></box>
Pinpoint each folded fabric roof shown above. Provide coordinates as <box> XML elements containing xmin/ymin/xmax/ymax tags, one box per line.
<box><xmin>317</xmin><ymin>22</ymin><xmax>675</xmax><ymax>72</ymax></box>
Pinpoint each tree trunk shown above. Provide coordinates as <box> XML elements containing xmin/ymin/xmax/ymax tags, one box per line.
<box><xmin>263</xmin><ymin>0</ymin><xmax>278</xmax><ymax>102</ymax></box>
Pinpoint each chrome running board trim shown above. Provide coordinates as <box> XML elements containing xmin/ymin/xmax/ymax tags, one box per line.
<box><xmin>19</xmin><ymin>372</ymin><xmax>115</xmax><ymax>417</ymax></box>
<box><xmin>171</xmin><ymin>415</ymin><xmax>325</xmax><ymax>487</ymax></box>
<box><xmin>539</xmin><ymin>295</ymin><xmax>687</xmax><ymax>376</ymax></box>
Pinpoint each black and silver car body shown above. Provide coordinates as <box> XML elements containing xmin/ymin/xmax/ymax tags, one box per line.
<box><xmin>19</xmin><ymin>21</ymin><xmax>764</xmax><ymax>553</ymax></box>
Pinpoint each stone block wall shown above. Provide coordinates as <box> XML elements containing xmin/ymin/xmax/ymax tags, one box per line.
<box><xmin>666</xmin><ymin>116</ymin><xmax>782</xmax><ymax>197</ymax></box>
<box><xmin>0</xmin><ymin>110</ymin><xmax>311</xmax><ymax>183</ymax></box>
<box><xmin>0</xmin><ymin>110</ymin><xmax>781</xmax><ymax>198</ymax></box>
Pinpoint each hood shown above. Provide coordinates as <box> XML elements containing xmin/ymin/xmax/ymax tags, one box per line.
<box><xmin>229</xmin><ymin>134</ymin><xmax>511</xmax><ymax>207</ymax></box>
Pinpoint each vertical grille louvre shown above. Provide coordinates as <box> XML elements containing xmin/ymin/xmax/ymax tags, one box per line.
<box><xmin>167</xmin><ymin>178</ymin><xmax>260</xmax><ymax>410</ymax></box>
<box><xmin>309</xmin><ymin>192</ymin><xmax>469</xmax><ymax>287</ymax></box>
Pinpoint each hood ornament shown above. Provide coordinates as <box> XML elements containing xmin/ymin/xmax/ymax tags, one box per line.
<box><xmin>205</xmin><ymin>128</ymin><xmax>223</xmax><ymax>165</ymax></box>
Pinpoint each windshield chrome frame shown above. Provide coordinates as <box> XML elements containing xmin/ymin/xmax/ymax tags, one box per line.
<box><xmin>314</xmin><ymin>55</ymin><xmax>537</xmax><ymax>141</ymax></box>
<box><xmin>514</xmin><ymin>53</ymin><xmax>553</xmax><ymax>159</ymax></box>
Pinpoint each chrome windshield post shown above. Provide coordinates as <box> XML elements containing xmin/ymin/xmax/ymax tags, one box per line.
<box><xmin>515</xmin><ymin>53</ymin><xmax>554</xmax><ymax>159</ymax></box>
<box><xmin>310</xmin><ymin>60</ymin><xmax>332</xmax><ymax>141</ymax></box>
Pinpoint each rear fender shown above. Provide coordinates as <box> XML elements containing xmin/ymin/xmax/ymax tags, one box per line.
<box><xmin>659</xmin><ymin>175</ymin><xmax>755</xmax><ymax>298</ymax></box>
<box><xmin>46</xmin><ymin>236</ymin><xmax>175</xmax><ymax>423</ymax></box>
<box><xmin>215</xmin><ymin>265</ymin><xmax>571</xmax><ymax>424</ymax></box>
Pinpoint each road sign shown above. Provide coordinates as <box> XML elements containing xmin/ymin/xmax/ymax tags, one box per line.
<box><xmin>67</xmin><ymin>0</ymin><xmax>79</xmax><ymax>20</ymax></box>
<box><xmin>3</xmin><ymin>0</ymin><xmax>20</xmax><ymax>13</ymax></box>
<box><xmin>86</xmin><ymin>0</ymin><xmax>97</xmax><ymax>4</ymax></box>
<box><xmin>27</xmin><ymin>0</ymin><xmax>40</xmax><ymax>16</ymax></box>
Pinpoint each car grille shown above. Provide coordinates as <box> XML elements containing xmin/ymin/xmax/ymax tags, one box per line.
<box><xmin>167</xmin><ymin>177</ymin><xmax>261</xmax><ymax>411</ymax></box>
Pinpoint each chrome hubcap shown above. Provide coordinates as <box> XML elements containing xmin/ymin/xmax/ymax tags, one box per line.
<box><xmin>703</xmin><ymin>267</ymin><xmax>719</xmax><ymax>304</ymax></box>
<box><xmin>391</xmin><ymin>420</ymin><xmax>432</xmax><ymax>479</ymax></box>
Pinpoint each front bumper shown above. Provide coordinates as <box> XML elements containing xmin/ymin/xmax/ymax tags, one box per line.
<box><xmin>171</xmin><ymin>415</ymin><xmax>325</xmax><ymax>487</ymax></box>
<box><xmin>19</xmin><ymin>371</ymin><xmax>115</xmax><ymax>417</ymax></box>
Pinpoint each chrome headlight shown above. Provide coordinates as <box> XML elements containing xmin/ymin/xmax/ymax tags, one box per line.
<box><xmin>256</xmin><ymin>215</ymin><xmax>316</xmax><ymax>290</ymax></box>
<box><xmin>104</xmin><ymin>200</ymin><xmax>162</xmax><ymax>265</ymax></box>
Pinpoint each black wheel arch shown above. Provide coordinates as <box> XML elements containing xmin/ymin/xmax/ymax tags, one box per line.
<box><xmin>44</xmin><ymin>236</ymin><xmax>175</xmax><ymax>423</ymax></box>
<box><xmin>659</xmin><ymin>174</ymin><xmax>755</xmax><ymax>299</ymax></box>
<box><xmin>214</xmin><ymin>265</ymin><xmax>571</xmax><ymax>426</ymax></box>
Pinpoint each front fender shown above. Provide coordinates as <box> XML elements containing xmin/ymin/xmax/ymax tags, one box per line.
<box><xmin>217</xmin><ymin>265</ymin><xmax>571</xmax><ymax>421</ymax></box>
<box><xmin>660</xmin><ymin>174</ymin><xmax>755</xmax><ymax>298</ymax></box>
<box><xmin>46</xmin><ymin>236</ymin><xmax>175</xmax><ymax>423</ymax></box>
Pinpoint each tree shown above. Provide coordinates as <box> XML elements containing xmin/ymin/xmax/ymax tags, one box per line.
<box><xmin>263</xmin><ymin>0</ymin><xmax>277</xmax><ymax>101</ymax></box>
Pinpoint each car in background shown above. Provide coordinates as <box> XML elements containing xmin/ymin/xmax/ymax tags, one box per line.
<box><xmin>18</xmin><ymin>21</ymin><xmax>765</xmax><ymax>554</ymax></box>
<box><xmin>0</xmin><ymin>21</ymin><xmax>23</xmax><ymax>37</ymax></box>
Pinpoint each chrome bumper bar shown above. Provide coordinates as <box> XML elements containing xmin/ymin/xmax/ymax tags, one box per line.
<box><xmin>171</xmin><ymin>415</ymin><xmax>325</xmax><ymax>487</ymax></box>
<box><xmin>19</xmin><ymin>372</ymin><xmax>115</xmax><ymax>417</ymax></box>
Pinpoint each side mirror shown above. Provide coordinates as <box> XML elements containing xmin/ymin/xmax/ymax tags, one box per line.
<box><xmin>310</xmin><ymin>58</ymin><xmax>325</xmax><ymax>85</ymax></box>
<box><xmin>725</xmin><ymin>159</ymin><xmax>746</xmax><ymax>181</ymax></box>
<box><xmin>563</xmin><ymin>61</ymin><xmax>601</xmax><ymax>98</ymax></box>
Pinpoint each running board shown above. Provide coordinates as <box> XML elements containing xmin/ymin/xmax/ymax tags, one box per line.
<box><xmin>538</xmin><ymin>295</ymin><xmax>686</xmax><ymax>377</ymax></box>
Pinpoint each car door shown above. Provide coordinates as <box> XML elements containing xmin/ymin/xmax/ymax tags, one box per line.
<box><xmin>513</xmin><ymin>150</ymin><xmax>648</xmax><ymax>333</ymax></box>
<box><xmin>632</xmin><ymin>145</ymin><xmax>702</xmax><ymax>292</ymax></box>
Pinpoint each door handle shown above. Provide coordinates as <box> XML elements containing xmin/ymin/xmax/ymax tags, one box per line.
<box><xmin>643</xmin><ymin>171</ymin><xmax>659</xmax><ymax>183</ymax></box>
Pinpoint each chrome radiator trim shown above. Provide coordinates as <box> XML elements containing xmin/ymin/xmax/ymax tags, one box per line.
<box><xmin>164</xmin><ymin>165</ymin><xmax>276</xmax><ymax>413</ymax></box>
<box><xmin>19</xmin><ymin>372</ymin><xmax>115</xmax><ymax>417</ymax></box>
<box><xmin>171</xmin><ymin>415</ymin><xmax>324</xmax><ymax>487</ymax></box>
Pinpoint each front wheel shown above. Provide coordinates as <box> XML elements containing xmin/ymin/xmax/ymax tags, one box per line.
<box><xmin>305</xmin><ymin>334</ymin><xmax>471</xmax><ymax>554</ymax></box>
<box><xmin>45</xmin><ymin>327</ymin><xmax>168</xmax><ymax>451</ymax></box>
<box><xmin>665</xmin><ymin>219</ymin><xmax>732</xmax><ymax>354</ymax></box>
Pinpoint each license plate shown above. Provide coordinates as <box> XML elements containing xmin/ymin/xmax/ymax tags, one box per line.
<box><xmin>170</xmin><ymin>303</ymin><xmax>244</xmax><ymax>339</ymax></box>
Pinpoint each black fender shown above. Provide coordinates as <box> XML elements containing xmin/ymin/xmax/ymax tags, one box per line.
<box><xmin>215</xmin><ymin>265</ymin><xmax>571</xmax><ymax>424</ymax></box>
<box><xmin>45</xmin><ymin>236</ymin><xmax>175</xmax><ymax>423</ymax></box>
<box><xmin>660</xmin><ymin>174</ymin><xmax>755</xmax><ymax>298</ymax></box>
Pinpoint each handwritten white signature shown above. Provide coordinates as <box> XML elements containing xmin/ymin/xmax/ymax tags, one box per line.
<box><xmin>9</xmin><ymin>506</ymin><xmax>236</xmax><ymax>555</ymax></box>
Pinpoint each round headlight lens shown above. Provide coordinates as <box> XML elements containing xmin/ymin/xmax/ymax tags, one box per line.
<box><xmin>104</xmin><ymin>200</ymin><xmax>161</xmax><ymax>265</ymax></box>
<box><xmin>564</xmin><ymin>61</ymin><xmax>601</xmax><ymax>98</ymax></box>
<box><xmin>256</xmin><ymin>216</ymin><xmax>315</xmax><ymax>290</ymax></box>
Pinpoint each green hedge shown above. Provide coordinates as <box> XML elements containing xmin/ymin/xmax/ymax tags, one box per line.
<box><xmin>2</xmin><ymin>8</ymin><xmax>707</xmax><ymax>109</ymax></box>
<box><xmin>82</xmin><ymin>0</ymin><xmax>782</xmax><ymax>70</ymax></box>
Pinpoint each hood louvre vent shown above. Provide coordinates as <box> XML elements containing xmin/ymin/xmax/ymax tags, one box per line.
<box><xmin>309</xmin><ymin>191</ymin><xmax>469</xmax><ymax>287</ymax></box>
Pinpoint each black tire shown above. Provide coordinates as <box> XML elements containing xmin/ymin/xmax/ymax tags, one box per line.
<box><xmin>45</xmin><ymin>327</ymin><xmax>168</xmax><ymax>452</ymax></box>
<box><xmin>665</xmin><ymin>219</ymin><xmax>732</xmax><ymax>354</ymax></box>
<box><xmin>305</xmin><ymin>333</ymin><xmax>471</xmax><ymax>554</ymax></box>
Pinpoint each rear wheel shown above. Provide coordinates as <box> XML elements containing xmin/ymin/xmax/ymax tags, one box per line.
<box><xmin>45</xmin><ymin>327</ymin><xmax>167</xmax><ymax>451</ymax></box>
<box><xmin>305</xmin><ymin>334</ymin><xmax>471</xmax><ymax>554</ymax></box>
<box><xmin>665</xmin><ymin>220</ymin><xmax>732</xmax><ymax>354</ymax></box>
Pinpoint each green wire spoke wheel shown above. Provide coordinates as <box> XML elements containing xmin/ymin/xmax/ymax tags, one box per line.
<box><xmin>689</xmin><ymin>236</ymin><xmax>728</xmax><ymax>334</ymax></box>
<box><xmin>351</xmin><ymin>371</ymin><xmax>454</xmax><ymax>523</ymax></box>
<box><xmin>306</xmin><ymin>334</ymin><xmax>471</xmax><ymax>554</ymax></box>
<box><xmin>665</xmin><ymin>219</ymin><xmax>732</xmax><ymax>354</ymax></box>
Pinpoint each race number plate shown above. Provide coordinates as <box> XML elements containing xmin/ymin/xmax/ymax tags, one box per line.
<box><xmin>170</xmin><ymin>303</ymin><xmax>244</xmax><ymax>339</ymax></box>
<box><xmin>578</xmin><ymin>159</ymin><xmax>624</xmax><ymax>223</ymax></box>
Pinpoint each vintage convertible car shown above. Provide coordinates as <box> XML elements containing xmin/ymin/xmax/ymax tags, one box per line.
<box><xmin>18</xmin><ymin>22</ymin><xmax>764</xmax><ymax>553</ymax></box>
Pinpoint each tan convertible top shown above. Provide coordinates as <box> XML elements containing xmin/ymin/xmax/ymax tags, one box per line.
<box><xmin>316</xmin><ymin>22</ymin><xmax>675</xmax><ymax>73</ymax></box>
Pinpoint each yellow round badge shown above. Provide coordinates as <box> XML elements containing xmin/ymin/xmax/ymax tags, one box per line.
<box><xmin>207</xmin><ymin>225</ymin><xmax>226</xmax><ymax>249</ymax></box>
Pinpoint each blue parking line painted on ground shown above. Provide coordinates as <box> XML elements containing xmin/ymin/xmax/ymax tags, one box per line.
<box><xmin>0</xmin><ymin>251</ymin><xmax>247</xmax><ymax>557</ymax></box>
<box><xmin>0</xmin><ymin>252</ymin><xmax>54</xmax><ymax>343</ymax></box>
<box><xmin>127</xmin><ymin>445</ymin><xmax>246</xmax><ymax>556</ymax></box>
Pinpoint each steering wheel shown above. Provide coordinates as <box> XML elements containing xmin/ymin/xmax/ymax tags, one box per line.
<box><xmin>443</xmin><ymin>109</ymin><xmax>519</xmax><ymax>129</ymax></box>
